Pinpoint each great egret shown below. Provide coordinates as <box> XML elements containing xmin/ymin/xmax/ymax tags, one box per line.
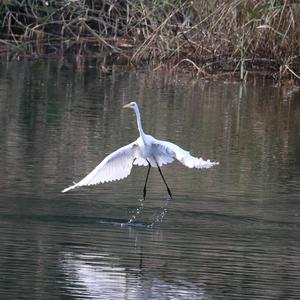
<box><xmin>62</xmin><ymin>101</ymin><xmax>219</xmax><ymax>198</ymax></box>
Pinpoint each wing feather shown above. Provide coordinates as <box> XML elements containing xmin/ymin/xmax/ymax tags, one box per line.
<box><xmin>62</xmin><ymin>142</ymin><xmax>137</xmax><ymax>192</ymax></box>
<box><xmin>153</xmin><ymin>139</ymin><xmax>219</xmax><ymax>168</ymax></box>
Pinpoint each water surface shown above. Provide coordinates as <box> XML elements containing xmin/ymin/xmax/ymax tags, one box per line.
<box><xmin>0</xmin><ymin>60</ymin><xmax>300</xmax><ymax>299</ymax></box>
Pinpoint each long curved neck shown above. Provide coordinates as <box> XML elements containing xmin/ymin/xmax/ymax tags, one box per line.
<box><xmin>133</xmin><ymin>105</ymin><xmax>145</xmax><ymax>139</ymax></box>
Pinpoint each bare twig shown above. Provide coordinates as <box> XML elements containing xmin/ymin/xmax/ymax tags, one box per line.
<box><xmin>285</xmin><ymin>64</ymin><xmax>300</xmax><ymax>80</ymax></box>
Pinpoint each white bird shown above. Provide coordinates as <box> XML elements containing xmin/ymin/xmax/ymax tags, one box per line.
<box><xmin>62</xmin><ymin>101</ymin><xmax>219</xmax><ymax>198</ymax></box>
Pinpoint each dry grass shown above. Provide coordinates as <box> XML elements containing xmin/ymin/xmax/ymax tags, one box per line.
<box><xmin>1</xmin><ymin>0</ymin><xmax>299</xmax><ymax>83</ymax></box>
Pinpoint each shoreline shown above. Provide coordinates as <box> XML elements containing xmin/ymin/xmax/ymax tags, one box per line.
<box><xmin>1</xmin><ymin>1</ymin><xmax>299</xmax><ymax>85</ymax></box>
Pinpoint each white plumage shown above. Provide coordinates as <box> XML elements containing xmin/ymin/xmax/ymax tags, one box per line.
<box><xmin>62</xmin><ymin>102</ymin><xmax>219</xmax><ymax>195</ymax></box>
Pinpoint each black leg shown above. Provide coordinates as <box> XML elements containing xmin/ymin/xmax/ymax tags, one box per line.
<box><xmin>156</xmin><ymin>162</ymin><xmax>172</xmax><ymax>199</ymax></box>
<box><xmin>143</xmin><ymin>162</ymin><xmax>151</xmax><ymax>199</ymax></box>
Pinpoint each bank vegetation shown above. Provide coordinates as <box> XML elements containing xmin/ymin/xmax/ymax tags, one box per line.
<box><xmin>1</xmin><ymin>0</ymin><xmax>300</xmax><ymax>84</ymax></box>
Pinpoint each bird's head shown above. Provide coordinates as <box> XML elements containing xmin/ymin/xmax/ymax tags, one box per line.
<box><xmin>123</xmin><ymin>101</ymin><xmax>138</xmax><ymax>110</ymax></box>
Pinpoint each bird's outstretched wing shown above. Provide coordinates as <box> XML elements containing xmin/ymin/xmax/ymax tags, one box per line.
<box><xmin>62</xmin><ymin>142</ymin><xmax>138</xmax><ymax>193</ymax></box>
<box><xmin>153</xmin><ymin>139</ymin><xmax>219</xmax><ymax>168</ymax></box>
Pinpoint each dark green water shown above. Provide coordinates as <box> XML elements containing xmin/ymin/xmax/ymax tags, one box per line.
<box><xmin>0</xmin><ymin>59</ymin><xmax>300</xmax><ymax>300</ymax></box>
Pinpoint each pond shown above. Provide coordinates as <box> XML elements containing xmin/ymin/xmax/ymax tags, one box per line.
<box><xmin>0</xmin><ymin>59</ymin><xmax>300</xmax><ymax>299</ymax></box>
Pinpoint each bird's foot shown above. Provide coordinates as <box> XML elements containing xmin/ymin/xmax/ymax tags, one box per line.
<box><xmin>167</xmin><ymin>188</ymin><xmax>172</xmax><ymax>200</ymax></box>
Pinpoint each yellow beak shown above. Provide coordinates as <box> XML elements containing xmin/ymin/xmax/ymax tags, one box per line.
<box><xmin>123</xmin><ymin>103</ymin><xmax>132</xmax><ymax>109</ymax></box>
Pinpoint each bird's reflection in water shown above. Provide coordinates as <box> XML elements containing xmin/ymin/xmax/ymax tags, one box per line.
<box><xmin>60</xmin><ymin>251</ymin><xmax>205</xmax><ymax>300</ymax></box>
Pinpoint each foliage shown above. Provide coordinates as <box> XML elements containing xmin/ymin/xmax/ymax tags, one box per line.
<box><xmin>0</xmin><ymin>0</ymin><xmax>299</xmax><ymax>83</ymax></box>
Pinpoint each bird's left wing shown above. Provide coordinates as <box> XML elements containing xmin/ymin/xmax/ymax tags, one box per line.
<box><xmin>62</xmin><ymin>142</ymin><xmax>138</xmax><ymax>193</ymax></box>
<box><xmin>153</xmin><ymin>139</ymin><xmax>219</xmax><ymax>169</ymax></box>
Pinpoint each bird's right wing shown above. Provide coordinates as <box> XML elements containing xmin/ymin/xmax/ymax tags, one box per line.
<box><xmin>153</xmin><ymin>139</ymin><xmax>219</xmax><ymax>168</ymax></box>
<box><xmin>62</xmin><ymin>142</ymin><xmax>138</xmax><ymax>193</ymax></box>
